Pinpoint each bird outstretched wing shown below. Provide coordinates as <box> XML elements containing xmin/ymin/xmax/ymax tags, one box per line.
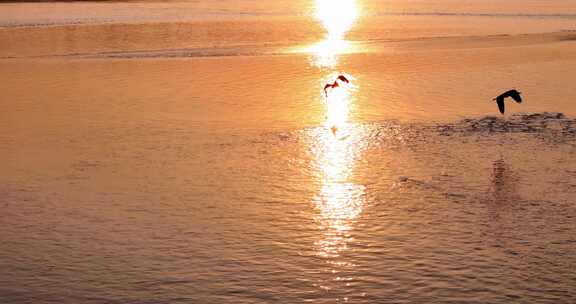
<box><xmin>496</xmin><ymin>97</ymin><xmax>505</xmax><ymax>114</ymax></box>
<box><xmin>510</xmin><ymin>91</ymin><xmax>522</xmax><ymax>103</ymax></box>
<box><xmin>337</xmin><ymin>75</ymin><xmax>349</xmax><ymax>83</ymax></box>
<box><xmin>324</xmin><ymin>84</ymin><xmax>333</xmax><ymax>97</ymax></box>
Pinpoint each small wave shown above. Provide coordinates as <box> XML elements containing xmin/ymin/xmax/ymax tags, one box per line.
<box><xmin>434</xmin><ymin>112</ymin><xmax>576</xmax><ymax>143</ymax></box>
<box><xmin>0</xmin><ymin>44</ymin><xmax>290</xmax><ymax>60</ymax></box>
<box><xmin>0</xmin><ymin>19</ymin><xmax>118</xmax><ymax>29</ymax></box>
<box><xmin>79</xmin><ymin>43</ymin><xmax>295</xmax><ymax>59</ymax></box>
<box><xmin>83</xmin><ymin>47</ymin><xmax>274</xmax><ymax>59</ymax></box>
<box><xmin>4</xmin><ymin>30</ymin><xmax>572</xmax><ymax>60</ymax></box>
<box><xmin>0</xmin><ymin>11</ymin><xmax>298</xmax><ymax>29</ymax></box>
<box><xmin>262</xmin><ymin>112</ymin><xmax>576</xmax><ymax>151</ymax></box>
<box><xmin>374</xmin><ymin>12</ymin><xmax>576</xmax><ymax>19</ymax></box>
<box><xmin>2</xmin><ymin>10</ymin><xmax>574</xmax><ymax>29</ymax></box>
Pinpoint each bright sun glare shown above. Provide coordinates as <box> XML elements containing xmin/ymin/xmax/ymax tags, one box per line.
<box><xmin>312</xmin><ymin>0</ymin><xmax>359</xmax><ymax>67</ymax></box>
<box><xmin>315</xmin><ymin>0</ymin><xmax>358</xmax><ymax>41</ymax></box>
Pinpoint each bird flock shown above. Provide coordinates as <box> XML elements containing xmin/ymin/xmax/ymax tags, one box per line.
<box><xmin>323</xmin><ymin>74</ymin><xmax>522</xmax><ymax>115</ymax></box>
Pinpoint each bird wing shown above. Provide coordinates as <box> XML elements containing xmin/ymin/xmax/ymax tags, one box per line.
<box><xmin>323</xmin><ymin>84</ymin><xmax>331</xmax><ymax>97</ymax></box>
<box><xmin>496</xmin><ymin>97</ymin><xmax>505</xmax><ymax>114</ymax></box>
<box><xmin>337</xmin><ymin>75</ymin><xmax>349</xmax><ymax>83</ymax></box>
<box><xmin>510</xmin><ymin>91</ymin><xmax>522</xmax><ymax>103</ymax></box>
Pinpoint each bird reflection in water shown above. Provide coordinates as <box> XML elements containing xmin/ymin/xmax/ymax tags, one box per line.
<box><xmin>485</xmin><ymin>157</ymin><xmax>523</xmax><ymax>252</ymax></box>
<box><xmin>490</xmin><ymin>157</ymin><xmax>518</xmax><ymax>204</ymax></box>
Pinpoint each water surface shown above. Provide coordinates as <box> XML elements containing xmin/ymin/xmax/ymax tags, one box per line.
<box><xmin>1</xmin><ymin>0</ymin><xmax>576</xmax><ymax>303</ymax></box>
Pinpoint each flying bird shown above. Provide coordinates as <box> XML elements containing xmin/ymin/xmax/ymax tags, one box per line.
<box><xmin>324</xmin><ymin>75</ymin><xmax>350</xmax><ymax>97</ymax></box>
<box><xmin>493</xmin><ymin>89</ymin><xmax>522</xmax><ymax>114</ymax></box>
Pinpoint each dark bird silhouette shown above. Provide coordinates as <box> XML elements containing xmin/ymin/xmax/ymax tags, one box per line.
<box><xmin>324</xmin><ymin>82</ymin><xmax>339</xmax><ymax>97</ymax></box>
<box><xmin>324</xmin><ymin>74</ymin><xmax>350</xmax><ymax>97</ymax></box>
<box><xmin>336</xmin><ymin>75</ymin><xmax>349</xmax><ymax>83</ymax></box>
<box><xmin>493</xmin><ymin>89</ymin><xmax>522</xmax><ymax>114</ymax></box>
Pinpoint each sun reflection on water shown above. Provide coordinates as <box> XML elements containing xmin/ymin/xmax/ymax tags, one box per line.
<box><xmin>311</xmin><ymin>125</ymin><xmax>366</xmax><ymax>258</ymax></box>
<box><xmin>306</xmin><ymin>1</ymin><xmax>365</xmax><ymax>288</ymax></box>
<box><xmin>308</xmin><ymin>92</ymin><xmax>368</xmax><ymax>298</ymax></box>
